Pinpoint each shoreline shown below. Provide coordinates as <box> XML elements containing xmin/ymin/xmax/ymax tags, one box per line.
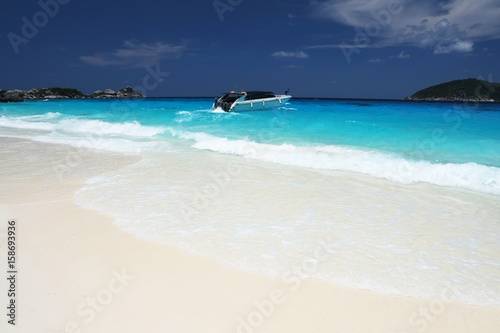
<box><xmin>1</xmin><ymin>137</ymin><xmax>500</xmax><ymax>332</ymax></box>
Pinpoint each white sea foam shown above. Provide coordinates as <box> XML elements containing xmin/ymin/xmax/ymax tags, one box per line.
<box><xmin>3</xmin><ymin>112</ymin><xmax>499</xmax><ymax>194</ymax></box>
<box><xmin>211</xmin><ymin>107</ymin><xmax>227</xmax><ymax>113</ymax></box>
<box><xmin>1</xmin><ymin>114</ymin><xmax>164</xmax><ymax>137</ymax></box>
<box><xmin>17</xmin><ymin>112</ymin><xmax>63</xmax><ymax>121</ymax></box>
<box><xmin>33</xmin><ymin>132</ymin><xmax>170</xmax><ymax>153</ymax></box>
<box><xmin>172</xmin><ymin>130</ymin><xmax>500</xmax><ymax>195</ymax></box>
<box><xmin>0</xmin><ymin>115</ymin><xmax>169</xmax><ymax>153</ymax></box>
<box><xmin>56</xmin><ymin>118</ymin><xmax>164</xmax><ymax>137</ymax></box>
<box><xmin>75</xmin><ymin>147</ymin><xmax>500</xmax><ymax>307</ymax></box>
<box><xmin>0</xmin><ymin>115</ymin><xmax>56</xmax><ymax>131</ymax></box>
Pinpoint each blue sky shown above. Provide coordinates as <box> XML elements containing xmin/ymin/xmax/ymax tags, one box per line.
<box><xmin>2</xmin><ymin>0</ymin><xmax>500</xmax><ymax>98</ymax></box>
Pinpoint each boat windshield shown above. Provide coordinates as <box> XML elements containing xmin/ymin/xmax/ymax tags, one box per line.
<box><xmin>219</xmin><ymin>92</ymin><xmax>244</xmax><ymax>103</ymax></box>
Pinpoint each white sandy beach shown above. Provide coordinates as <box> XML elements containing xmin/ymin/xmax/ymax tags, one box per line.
<box><xmin>1</xmin><ymin>137</ymin><xmax>500</xmax><ymax>333</ymax></box>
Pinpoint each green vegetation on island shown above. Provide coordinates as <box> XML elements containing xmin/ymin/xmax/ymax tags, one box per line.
<box><xmin>30</xmin><ymin>87</ymin><xmax>85</xmax><ymax>99</ymax></box>
<box><xmin>405</xmin><ymin>78</ymin><xmax>500</xmax><ymax>102</ymax></box>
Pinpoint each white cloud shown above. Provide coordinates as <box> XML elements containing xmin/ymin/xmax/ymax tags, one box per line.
<box><xmin>309</xmin><ymin>0</ymin><xmax>500</xmax><ymax>54</ymax></box>
<box><xmin>397</xmin><ymin>50</ymin><xmax>410</xmax><ymax>59</ymax></box>
<box><xmin>272</xmin><ymin>50</ymin><xmax>309</xmax><ymax>58</ymax></box>
<box><xmin>433</xmin><ymin>39</ymin><xmax>474</xmax><ymax>54</ymax></box>
<box><xmin>80</xmin><ymin>40</ymin><xmax>187</xmax><ymax>68</ymax></box>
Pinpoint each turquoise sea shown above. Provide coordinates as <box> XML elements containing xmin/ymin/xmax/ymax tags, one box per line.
<box><xmin>1</xmin><ymin>98</ymin><xmax>500</xmax><ymax>306</ymax></box>
<box><xmin>2</xmin><ymin>98</ymin><xmax>500</xmax><ymax>193</ymax></box>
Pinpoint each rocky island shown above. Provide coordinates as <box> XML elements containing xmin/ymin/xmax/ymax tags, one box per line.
<box><xmin>404</xmin><ymin>78</ymin><xmax>500</xmax><ymax>102</ymax></box>
<box><xmin>0</xmin><ymin>86</ymin><xmax>144</xmax><ymax>102</ymax></box>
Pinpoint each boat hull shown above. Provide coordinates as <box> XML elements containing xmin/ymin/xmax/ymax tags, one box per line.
<box><xmin>215</xmin><ymin>95</ymin><xmax>291</xmax><ymax>112</ymax></box>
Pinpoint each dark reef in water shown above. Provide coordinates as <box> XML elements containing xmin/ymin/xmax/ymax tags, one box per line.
<box><xmin>0</xmin><ymin>86</ymin><xmax>145</xmax><ymax>103</ymax></box>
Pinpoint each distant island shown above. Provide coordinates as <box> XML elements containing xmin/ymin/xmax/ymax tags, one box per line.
<box><xmin>0</xmin><ymin>86</ymin><xmax>144</xmax><ymax>103</ymax></box>
<box><xmin>404</xmin><ymin>78</ymin><xmax>500</xmax><ymax>102</ymax></box>
<box><xmin>3</xmin><ymin>79</ymin><xmax>500</xmax><ymax>103</ymax></box>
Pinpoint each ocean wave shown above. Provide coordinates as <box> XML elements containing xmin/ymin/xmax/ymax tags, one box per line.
<box><xmin>56</xmin><ymin>118</ymin><xmax>165</xmax><ymax>137</ymax></box>
<box><xmin>1</xmin><ymin>114</ymin><xmax>169</xmax><ymax>153</ymax></box>
<box><xmin>17</xmin><ymin>112</ymin><xmax>63</xmax><ymax>121</ymax></box>
<box><xmin>173</xmin><ymin>130</ymin><xmax>500</xmax><ymax>195</ymax></box>
<box><xmin>0</xmin><ymin>114</ymin><xmax>165</xmax><ymax>138</ymax></box>
<box><xmin>0</xmin><ymin>115</ymin><xmax>56</xmax><ymax>131</ymax></box>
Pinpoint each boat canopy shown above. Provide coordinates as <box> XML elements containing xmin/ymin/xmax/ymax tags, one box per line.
<box><xmin>218</xmin><ymin>91</ymin><xmax>276</xmax><ymax>102</ymax></box>
<box><xmin>244</xmin><ymin>91</ymin><xmax>276</xmax><ymax>100</ymax></box>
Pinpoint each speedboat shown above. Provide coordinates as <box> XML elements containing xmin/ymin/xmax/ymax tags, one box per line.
<box><xmin>213</xmin><ymin>91</ymin><xmax>291</xmax><ymax>112</ymax></box>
